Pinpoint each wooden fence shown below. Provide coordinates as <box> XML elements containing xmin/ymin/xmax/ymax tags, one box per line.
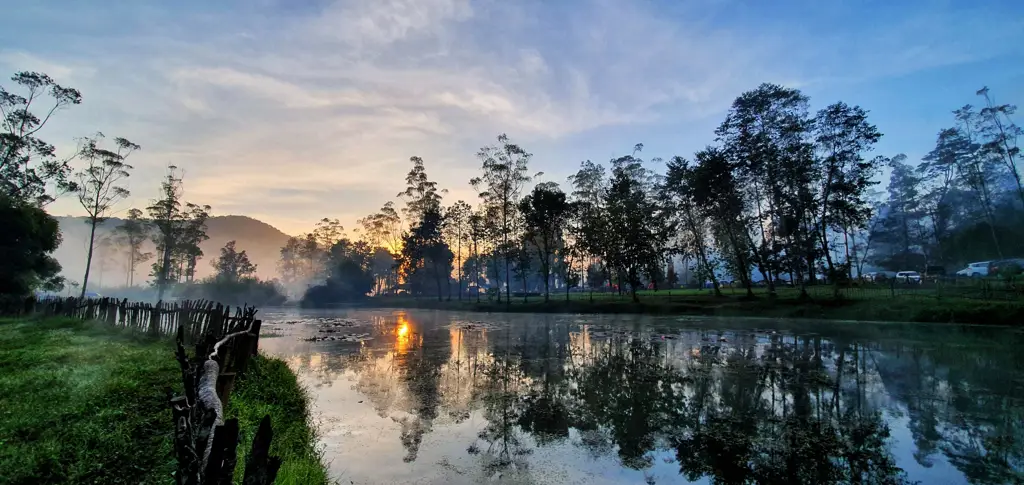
<box><xmin>14</xmin><ymin>296</ymin><xmax>280</xmax><ymax>484</ymax></box>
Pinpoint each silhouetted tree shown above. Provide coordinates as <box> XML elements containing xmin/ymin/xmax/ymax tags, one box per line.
<box><xmin>74</xmin><ymin>133</ymin><xmax>138</xmax><ymax>297</ymax></box>
<box><xmin>472</xmin><ymin>134</ymin><xmax>532</xmax><ymax>305</ymax></box>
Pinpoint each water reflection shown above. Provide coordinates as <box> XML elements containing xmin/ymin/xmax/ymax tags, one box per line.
<box><xmin>259</xmin><ymin>310</ymin><xmax>1024</xmax><ymax>485</ymax></box>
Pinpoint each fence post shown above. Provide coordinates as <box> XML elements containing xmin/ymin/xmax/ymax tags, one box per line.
<box><xmin>149</xmin><ymin>301</ymin><xmax>162</xmax><ymax>336</ymax></box>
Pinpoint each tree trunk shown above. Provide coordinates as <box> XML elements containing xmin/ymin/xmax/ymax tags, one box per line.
<box><xmin>457</xmin><ymin>236</ymin><xmax>463</xmax><ymax>301</ymax></box>
<box><xmin>81</xmin><ymin>218</ymin><xmax>99</xmax><ymax>299</ymax></box>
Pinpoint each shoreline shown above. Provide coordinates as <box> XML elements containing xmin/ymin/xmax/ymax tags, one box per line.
<box><xmin>301</xmin><ymin>295</ymin><xmax>1024</xmax><ymax>326</ymax></box>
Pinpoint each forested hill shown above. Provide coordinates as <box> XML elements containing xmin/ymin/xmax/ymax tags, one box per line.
<box><xmin>52</xmin><ymin>214</ymin><xmax>290</xmax><ymax>287</ymax></box>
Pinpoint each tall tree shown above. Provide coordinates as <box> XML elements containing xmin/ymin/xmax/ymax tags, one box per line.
<box><xmin>873</xmin><ymin>155</ymin><xmax>927</xmax><ymax>270</ymax></box>
<box><xmin>212</xmin><ymin>240</ymin><xmax>257</xmax><ymax>282</ymax></box>
<box><xmin>358</xmin><ymin>201</ymin><xmax>404</xmax><ymax>253</ymax></box>
<box><xmin>113</xmin><ymin>207</ymin><xmax>152</xmax><ymax>287</ymax></box>
<box><xmin>813</xmin><ymin>102</ymin><xmax>882</xmax><ymax>281</ymax></box>
<box><xmin>148</xmin><ymin>166</ymin><xmax>184</xmax><ymax>298</ymax></box>
<box><xmin>179</xmin><ymin>203</ymin><xmax>211</xmax><ymax>282</ymax></box>
<box><xmin>399</xmin><ymin>156</ymin><xmax>445</xmax><ymax>222</ymax></box>
<box><xmin>0</xmin><ymin>71</ymin><xmax>82</xmax><ymax>205</ymax></box>
<box><xmin>472</xmin><ymin>134</ymin><xmax>532</xmax><ymax>305</ymax></box>
<box><xmin>954</xmin><ymin>106</ymin><xmax>1003</xmax><ymax>257</ymax></box>
<box><xmin>312</xmin><ymin>217</ymin><xmax>345</xmax><ymax>249</ymax></box>
<box><xmin>401</xmin><ymin>205</ymin><xmax>451</xmax><ymax>300</ymax></box>
<box><xmin>716</xmin><ymin>83</ymin><xmax>814</xmax><ymax>294</ymax></box>
<box><xmin>445</xmin><ymin>200</ymin><xmax>472</xmax><ymax>301</ymax></box>
<box><xmin>518</xmin><ymin>183</ymin><xmax>569</xmax><ymax>302</ymax></box>
<box><xmin>688</xmin><ymin>147</ymin><xmax>756</xmax><ymax>296</ymax></box>
<box><xmin>568</xmin><ymin>160</ymin><xmax>610</xmax><ymax>285</ymax></box>
<box><xmin>603</xmin><ymin>145</ymin><xmax>669</xmax><ymax>302</ymax></box>
<box><xmin>0</xmin><ymin>195</ymin><xmax>63</xmax><ymax>295</ymax></box>
<box><xmin>663</xmin><ymin>155</ymin><xmax>722</xmax><ymax>296</ymax></box>
<box><xmin>74</xmin><ymin>133</ymin><xmax>139</xmax><ymax>297</ymax></box>
<box><xmin>919</xmin><ymin>128</ymin><xmax>971</xmax><ymax>264</ymax></box>
<box><xmin>147</xmin><ymin>166</ymin><xmax>209</xmax><ymax>297</ymax></box>
<box><xmin>468</xmin><ymin>208</ymin><xmax>487</xmax><ymax>302</ymax></box>
<box><xmin>398</xmin><ymin>157</ymin><xmax>448</xmax><ymax>299</ymax></box>
<box><xmin>976</xmin><ymin>87</ymin><xmax>1023</xmax><ymax>209</ymax></box>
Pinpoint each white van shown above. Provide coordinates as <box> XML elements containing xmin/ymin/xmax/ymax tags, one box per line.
<box><xmin>956</xmin><ymin>261</ymin><xmax>991</xmax><ymax>278</ymax></box>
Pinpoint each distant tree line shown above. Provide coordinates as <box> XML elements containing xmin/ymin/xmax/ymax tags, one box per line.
<box><xmin>295</xmin><ymin>83</ymin><xmax>1022</xmax><ymax>306</ymax></box>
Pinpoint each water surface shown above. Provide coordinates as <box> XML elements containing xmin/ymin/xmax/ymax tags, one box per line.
<box><xmin>258</xmin><ymin>309</ymin><xmax>1024</xmax><ymax>485</ymax></box>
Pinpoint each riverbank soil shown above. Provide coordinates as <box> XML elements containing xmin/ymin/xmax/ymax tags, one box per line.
<box><xmin>0</xmin><ymin>317</ymin><xmax>328</xmax><ymax>485</ymax></box>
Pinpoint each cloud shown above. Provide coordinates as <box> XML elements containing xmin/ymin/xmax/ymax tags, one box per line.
<box><xmin>1</xmin><ymin>0</ymin><xmax>1021</xmax><ymax>236</ymax></box>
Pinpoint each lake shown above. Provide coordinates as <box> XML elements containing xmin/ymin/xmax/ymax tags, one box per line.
<box><xmin>257</xmin><ymin>308</ymin><xmax>1024</xmax><ymax>485</ymax></box>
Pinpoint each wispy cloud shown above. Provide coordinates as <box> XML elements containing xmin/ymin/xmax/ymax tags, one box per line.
<box><xmin>1</xmin><ymin>0</ymin><xmax>1021</xmax><ymax>234</ymax></box>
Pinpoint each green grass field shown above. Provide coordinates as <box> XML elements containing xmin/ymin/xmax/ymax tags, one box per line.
<box><xmin>0</xmin><ymin>317</ymin><xmax>329</xmax><ymax>485</ymax></box>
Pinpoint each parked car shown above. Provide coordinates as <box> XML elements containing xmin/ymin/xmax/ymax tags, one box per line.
<box><xmin>956</xmin><ymin>261</ymin><xmax>992</xmax><ymax>278</ymax></box>
<box><xmin>989</xmin><ymin>258</ymin><xmax>1024</xmax><ymax>276</ymax></box>
<box><xmin>895</xmin><ymin>271</ymin><xmax>922</xmax><ymax>284</ymax></box>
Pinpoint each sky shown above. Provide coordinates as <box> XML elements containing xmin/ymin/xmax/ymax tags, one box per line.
<box><xmin>2</xmin><ymin>0</ymin><xmax>1023</xmax><ymax>236</ymax></box>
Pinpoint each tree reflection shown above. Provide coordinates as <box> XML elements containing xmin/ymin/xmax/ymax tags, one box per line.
<box><xmin>287</xmin><ymin>312</ymin><xmax>1024</xmax><ymax>484</ymax></box>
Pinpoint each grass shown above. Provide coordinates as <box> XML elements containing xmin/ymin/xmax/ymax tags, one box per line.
<box><xmin>0</xmin><ymin>317</ymin><xmax>329</xmax><ymax>485</ymax></box>
<box><xmin>359</xmin><ymin>290</ymin><xmax>1024</xmax><ymax>326</ymax></box>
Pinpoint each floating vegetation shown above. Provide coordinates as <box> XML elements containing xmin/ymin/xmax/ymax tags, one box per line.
<box><xmin>447</xmin><ymin>320</ymin><xmax>504</xmax><ymax>331</ymax></box>
<box><xmin>303</xmin><ymin>332</ymin><xmax>373</xmax><ymax>343</ymax></box>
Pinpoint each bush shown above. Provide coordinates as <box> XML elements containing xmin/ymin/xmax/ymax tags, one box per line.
<box><xmin>0</xmin><ymin>195</ymin><xmax>63</xmax><ymax>296</ymax></box>
<box><xmin>176</xmin><ymin>278</ymin><xmax>287</xmax><ymax>307</ymax></box>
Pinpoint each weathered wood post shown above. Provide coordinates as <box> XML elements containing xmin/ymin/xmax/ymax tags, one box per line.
<box><xmin>168</xmin><ymin>320</ymin><xmax>279</xmax><ymax>485</ymax></box>
<box><xmin>149</xmin><ymin>301</ymin><xmax>162</xmax><ymax>336</ymax></box>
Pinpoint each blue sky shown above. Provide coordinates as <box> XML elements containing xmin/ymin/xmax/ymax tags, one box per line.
<box><xmin>2</xmin><ymin>0</ymin><xmax>1022</xmax><ymax>235</ymax></box>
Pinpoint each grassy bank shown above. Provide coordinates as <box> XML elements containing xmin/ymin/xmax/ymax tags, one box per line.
<box><xmin>348</xmin><ymin>294</ymin><xmax>1024</xmax><ymax>325</ymax></box>
<box><xmin>0</xmin><ymin>317</ymin><xmax>329</xmax><ymax>485</ymax></box>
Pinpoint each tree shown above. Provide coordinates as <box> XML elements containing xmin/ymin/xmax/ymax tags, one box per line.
<box><xmin>813</xmin><ymin>102</ymin><xmax>882</xmax><ymax>282</ymax></box>
<box><xmin>1</xmin><ymin>71</ymin><xmax>82</xmax><ymax>205</ymax></box>
<box><xmin>873</xmin><ymin>155</ymin><xmax>927</xmax><ymax>270</ymax></box>
<box><xmin>568</xmin><ymin>160</ymin><xmax>610</xmax><ymax>291</ymax></box>
<box><xmin>312</xmin><ymin>217</ymin><xmax>345</xmax><ymax>249</ymax></box>
<box><xmin>147</xmin><ymin>166</ymin><xmax>210</xmax><ymax>298</ymax></box>
<box><xmin>0</xmin><ymin>195</ymin><xmax>63</xmax><ymax>296</ymax></box>
<box><xmin>468</xmin><ymin>209</ymin><xmax>487</xmax><ymax>302</ymax></box>
<box><xmin>179</xmin><ymin>203</ymin><xmax>211</xmax><ymax>283</ymax></box>
<box><xmin>976</xmin><ymin>87</ymin><xmax>1023</xmax><ymax>209</ymax></box>
<box><xmin>212</xmin><ymin>240</ymin><xmax>257</xmax><ymax>282</ymax></box>
<box><xmin>603</xmin><ymin>145</ymin><xmax>670</xmax><ymax>302</ymax></box>
<box><xmin>74</xmin><ymin>133</ymin><xmax>139</xmax><ymax>297</ymax></box>
<box><xmin>358</xmin><ymin>201</ymin><xmax>404</xmax><ymax>253</ymax></box>
<box><xmin>445</xmin><ymin>200</ymin><xmax>472</xmax><ymax>301</ymax></box>
<box><xmin>301</xmin><ymin>238</ymin><xmax>376</xmax><ymax>306</ymax></box>
<box><xmin>278</xmin><ymin>236</ymin><xmax>305</xmax><ymax>295</ymax></box>
<box><xmin>148</xmin><ymin>166</ymin><xmax>184</xmax><ymax>299</ymax></box>
<box><xmin>113</xmin><ymin>208</ymin><xmax>151</xmax><ymax>286</ymax></box>
<box><xmin>716</xmin><ymin>83</ymin><xmax>815</xmax><ymax>294</ymax></box>
<box><xmin>663</xmin><ymin>155</ymin><xmax>722</xmax><ymax>296</ymax></box>
<box><xmin>398</xmin><ymin>156</ymin><xmax>445</xmax><ymax>222</ymax></box>
<box><xmin>954</xmin><ymin>106</ymin><xmax>1003</xmax><ymax>258</ymax></box>
<box><xmin>357</xmin><ymin>202</ymin><xmax>404</xmax><ymax>295</ymax></box>
<box><xmin>518</xmin><ymin>183</ymin><xmax>569</xmax><ymax>302</ymax></box>
<box><xmin>397</xmin><ymin>157</ymin><xmax>449</xmax><ymax>299</ymax></box>
<box><xmin>687</xmin><ymin>147</ymin><xmax>756</xmax><ymax>296</ymax></box>
<box><xmin>401</xmin><ymin>205</ymin><xmax>451</xmax><ymax>300</ymax></box>
<box><xmin>666</xmin><ymin>259</ymin><xmax>678</xmax><ymax>288</ymax></box>
<box><xmin>472</xmin><ymin>134</ymin><xmax>532</xmax><ymax>305</ymax></box>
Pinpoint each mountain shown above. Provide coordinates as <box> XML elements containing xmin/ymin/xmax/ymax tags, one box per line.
<box><xmin>52</xmin><ymin>214</ymin><xmax>292</xmax><ymax>288</ymax></box>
